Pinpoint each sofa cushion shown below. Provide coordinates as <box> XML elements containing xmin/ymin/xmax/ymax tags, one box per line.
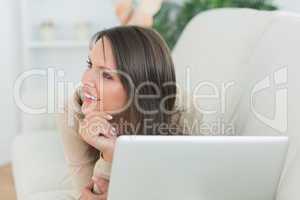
<box><xmin>26</xmin><ymin>190</ymin><xmax>77</xmax><ymax>200</ymax></box>
<box><xmin>12</xmin><ymin>131</ymin><xmax>73</xmax><ymax>200</ymax></box>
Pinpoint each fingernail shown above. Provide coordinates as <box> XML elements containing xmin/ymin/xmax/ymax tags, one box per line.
<box><xmin>107</xmin><ymin>115</ymin><xmax>113</xmax><ymax>120</ymax></box>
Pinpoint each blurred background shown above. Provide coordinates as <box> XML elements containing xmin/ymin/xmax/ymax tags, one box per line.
<box><xmin>0</xmin><ymin>0</ymin><xmax>299</xmax><ymax>166</ymax></box>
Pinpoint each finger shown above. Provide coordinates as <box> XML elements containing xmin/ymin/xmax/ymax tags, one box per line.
<box><xmin>81</xmin><ymin>181</ymin><xmax>95</xmax><ymax>199</ymax></box>
<box><xmin>85</xmin><ymin>180</ymin><xmax>94</xmax><ymax>190</ymax></box>
<box><xmin>85</xmin><ymin>118</ymin><xmax>116</xmax><ymax>138</ymax></box>
<box><xmin>80</xmin><ymin>128</ymin><xmax>116</xmax><ymax>151</ymax></box>
<box><xmin>99</xmin><ymin>193</ymin><xmax>108</xmax><ymax>200</ymax></box>
<box><xmin>81</xmin><ymin>188</ymin><xmax>100</xmax><ymax>200</ymax></box>
<box><xmin>92</xmin><ymin>176</ymin><xmax>109</xmax><ymax>193</ymax></box>
<box><xmin>83</xmin><ymin>116</ymin><xmax>117</xmax><ymax>138</ymax></box>
<box><xmin>81</xmin><ymin>100</ymin><xmax>105</xmax><ymax>116</ymax></box>
<box><xmin>85</xmin><ymin>111</ymin><xmax>113</xmax><ymax>121</ymax></box>
<box><xmin>93</xmin><ymin>136</ymin><xmax>116</xmax><ymax>152</ymax></box>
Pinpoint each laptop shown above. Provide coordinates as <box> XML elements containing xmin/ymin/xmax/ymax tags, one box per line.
<box><xmin>108</xmin><ymin>136</ymin><xmax>288</xmax><ymax>200</ymax></box>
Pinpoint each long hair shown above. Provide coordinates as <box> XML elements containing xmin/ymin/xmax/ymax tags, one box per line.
<box><xmin>89</xmin><ymin>26</ymin><xmax>182</xmax><ymax>135</ymax></box>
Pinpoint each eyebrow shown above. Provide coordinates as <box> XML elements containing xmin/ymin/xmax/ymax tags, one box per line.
<box><xmin>94</xmin><ymin>66</ymin><xmax>116</xmax><ymax>74</ymax></box>
<box><xmin>95</xmin><ymin>64</ymin><xmax>116</xmax><ymax>72</ymax></box>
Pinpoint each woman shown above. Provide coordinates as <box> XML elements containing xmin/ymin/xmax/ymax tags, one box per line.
<box><xmin>57</xmin><ymin>26</ymin><xmax>201</xmax><ymax>199</ymax></box>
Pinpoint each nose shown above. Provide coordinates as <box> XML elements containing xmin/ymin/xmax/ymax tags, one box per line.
<box><xmin>82</xmin><ymin>81</ymin><xmax>95</xmax><ymax>89</ymax></box>
<box><xmin>81</xmin><ymin>69</ymin><xmax>100</xmax><ymax>98</ymax></box>
<box><xmin>81</xmin><ymin>69</ymin><xmax>96</xmax><ymax>88</ymax></box>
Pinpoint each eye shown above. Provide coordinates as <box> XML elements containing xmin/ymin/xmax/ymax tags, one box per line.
<box><xmin>103</xmin><ymin>71</ymin><xmax>113</xmax><ymax>80</ymax></box>
<box><xmin>86</xmin><ymin>58</ymin><xmax>92</xmax><ymax>68</ymax></box>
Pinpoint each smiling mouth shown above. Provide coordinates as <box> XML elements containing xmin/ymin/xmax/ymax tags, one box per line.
<box><xmin>83</xmin><ymin>93</ymin><xmax>101</xmax><ymax>102</ymax></box>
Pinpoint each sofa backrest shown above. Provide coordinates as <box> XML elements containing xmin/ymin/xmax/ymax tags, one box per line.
<box><xmin>172</xmin><ymin>8</ymin><xmax>300</xmax><ymax>200</ymax></box>
<box><xmin>240</xmin><ymin>11</ymin><xmax>300</xmax><ymax>200</ymax></box>
<box><xmin>172</xmin><ymin>8</ymin><xmax>275</xmax><ymax>135</ymax></box>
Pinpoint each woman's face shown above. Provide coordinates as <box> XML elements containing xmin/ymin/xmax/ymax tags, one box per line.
<box><xmin>81</xmin><ymin>37</ymin><xmax>128</xmax><ymax>115</ymax></box>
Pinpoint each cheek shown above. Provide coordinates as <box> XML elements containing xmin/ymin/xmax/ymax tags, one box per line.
<box><xmin>81</xmin><ymin>71</ymin><xmax>87</xmax><ymax>82</ymax></box>
<box><xmin>81</xmin><ymin>69</ymin><xmax>91</xmax><ymax>83</ymax></box>
<box><xmin>102</xmin><ymin>82</ymin><xmax>127</xmax><ymax>112</ymax></box>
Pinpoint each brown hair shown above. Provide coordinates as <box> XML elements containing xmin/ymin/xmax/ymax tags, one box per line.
<box><xmin>90</xmin><ymin>26</ymin><xmax>182</xmax><ymax>135</ymax></box>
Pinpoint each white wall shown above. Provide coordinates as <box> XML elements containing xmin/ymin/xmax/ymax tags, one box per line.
<box><xmin>0</xmin><ymin>0</ymin><xmax>20</xmax><ymax>165</ymax></box>
<box><xmin>276</xmin><ymin>0</ymin><xmax>300</xmax><ymax>13</ymax></box>
<box><xmin>0</xmin><ymin>0</ymin><xmax>119</xmax><ymax>166</ymax></box>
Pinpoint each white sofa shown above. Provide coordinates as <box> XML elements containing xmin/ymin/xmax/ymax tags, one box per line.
<box><xmin>12</xmin><ymin>8</ymin><xmax>300</xmax><ymax>200</ymax></box>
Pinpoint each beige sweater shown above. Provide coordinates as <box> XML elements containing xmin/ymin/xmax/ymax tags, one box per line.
<box><xmin>56</xmin><ymin>86</ymin><xmax>203</xmax><ymax>198</ymax></box>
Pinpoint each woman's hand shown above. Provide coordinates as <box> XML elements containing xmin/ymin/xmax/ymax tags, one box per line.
<box><xmin>79</xmin><ymin>111</ymin><xmax>117</xmax><ymax>162</ymax></box>
<box><xmin>80</xmin><ymin>177</ymin><xmax>109</xmax><ymax>200</ymax></box>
